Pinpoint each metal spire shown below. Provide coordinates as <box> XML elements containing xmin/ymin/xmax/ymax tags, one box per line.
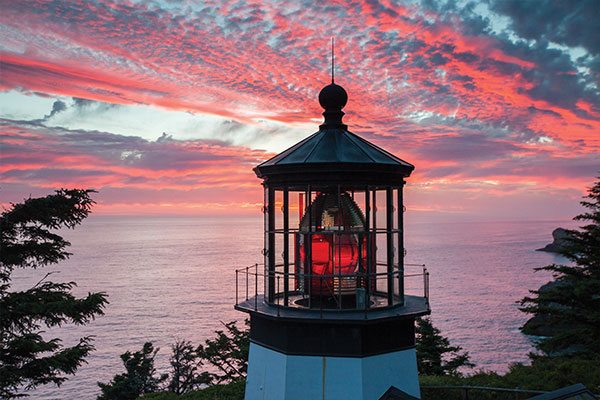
<box><xmin>331</xmin><ymin>37</ymin><xmax>335</xmax><ymax>84</ymax></box>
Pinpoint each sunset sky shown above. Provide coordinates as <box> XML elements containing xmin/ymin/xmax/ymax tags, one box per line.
<box><xmin>1</xmin><ymin>0</ymin><xmax>598</xmax><ymax>221</ymax></box>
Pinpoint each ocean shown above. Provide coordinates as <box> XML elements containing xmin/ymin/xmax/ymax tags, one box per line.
<box><xmin>10</xmin><ymin>215</ymin><xmax>575</xmax><ymax>399</ymax></box>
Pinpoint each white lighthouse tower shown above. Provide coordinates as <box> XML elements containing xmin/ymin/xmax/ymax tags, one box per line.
<box><xmin>235</xmin><ymin>78</ymin><xmax>430</xmax><ymax>400</ymax></box>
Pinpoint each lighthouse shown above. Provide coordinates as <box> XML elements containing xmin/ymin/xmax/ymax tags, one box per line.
<box><xmin>235</xmin><ymin>77</ymin><xmax>430</xmax><ymax>399</ymax></box>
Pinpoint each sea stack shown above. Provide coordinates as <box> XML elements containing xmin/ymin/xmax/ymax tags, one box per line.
<box><xmin>537</xmin><ymin>227</ymin><xmax>572</xmax><ymax>253</ymax></box>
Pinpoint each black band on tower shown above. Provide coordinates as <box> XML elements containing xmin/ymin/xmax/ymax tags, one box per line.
<box><xmin>249</xmin><ymin>313</ymin><xmax>416</xmax><ymax>357</ymax></box>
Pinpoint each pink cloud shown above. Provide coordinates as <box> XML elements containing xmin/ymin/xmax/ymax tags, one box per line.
<box><xmin>1</xmin><ymin>0</ymin><xmax>598</xmax><ymax>218</ymax></box>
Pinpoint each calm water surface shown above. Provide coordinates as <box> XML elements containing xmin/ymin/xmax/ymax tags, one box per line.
<box><xmin>12</xmin><ymin>216</ymin><xmax>574</xmax><ymax>399</ymax></box>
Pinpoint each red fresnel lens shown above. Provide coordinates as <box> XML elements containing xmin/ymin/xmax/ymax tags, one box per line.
<box><xmin>295</xmin><ymin>192</ymin><xmax>369</xmax><ymax>297</ymax></box>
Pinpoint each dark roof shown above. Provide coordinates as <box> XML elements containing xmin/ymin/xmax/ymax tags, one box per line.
<box><xmin>254</xmin><ymin>126</ymin><xmax>414</xmax><ymax>187</ymax></box>
<box><xmin>527</xmin><ymin>384</ymin><xmax>597</xmax><ymax>400</ymax></box>
<box><xmin>378</xmin><ymin>386</ymin><xmax>420</xmax><ymax>400</ymax></box>
<box><xmin>257</xmin><ymin>127</ymin><xmax>413</xmax><ymax>167</ymax></box>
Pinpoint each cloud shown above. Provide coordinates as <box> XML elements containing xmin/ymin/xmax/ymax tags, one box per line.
<box><xmin>44</xmin><ymin>100</ymin><xmax>67</xmax><ymax>119</ymax></box>
<box><xmin>490</xmin><ymin>0</ymin><xmax>600</xmax><ymax>55</ymax></box>
<box><xmin>156</xmin><ymin>133</ymin><xmax>174</xmax><ymax>143</ymax></box>
<box><xmin>0</xmin><ymin>92</ymin><xmax>310</xmax><ymax>153</ymax></box>
<box><xmin>0</xmin><ymin>0</ymin><xmax>598</xmax><ymax>218</ymax></box>
<box><xmin>0</xmin><ymin>118</ymin><xmax>270</xmax><ymax>191</ymax></box>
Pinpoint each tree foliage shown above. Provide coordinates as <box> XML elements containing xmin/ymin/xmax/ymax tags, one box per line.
<box><xmin>416</xmin><ymin>317</ymin><xmax>474</xmax><ymax>376</ymax></box>
<box><xmin>0</xmin><ymin>189</ymin><xmax>108</xmax><ymax>398</ymax></box>
<box><xmin>100</xmin><ymin>320</ymin><xmax>248</xmax><ymax>398</ymax></box>
<box><xmin>196</xmin><ymin>321</ymin><xmax>249</xmax><ymax>384</ymax></box>
<box><xmin>520</xmin><ymin>177</ymin><xmax>600</xmax><ymax>356</ymax></box>
<box><xmin>98</xmin><ymin>342</ymin><xmax>167</xmax><ymax>400</ymax></box>
<box><xmin>167</xmin><ymin>340</ymin><xmax>210</xmax><ymax>395</ymax></box>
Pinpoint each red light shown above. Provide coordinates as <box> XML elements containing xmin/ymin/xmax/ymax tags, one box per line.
<box><xmin>295</xmin><ymin>192</ymin><xmax>371</xmax><ymax>297</ymax></box>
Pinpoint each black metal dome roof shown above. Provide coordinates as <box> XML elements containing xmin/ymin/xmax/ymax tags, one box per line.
<box><xmin>254</xmin><ymin>82</ymin><xmax>414</xmax><ymax>188</ymax></box>
<box><xmin>319</xmin><ymin>83</ymin><xmax>347</xmax><ymax>111</ymax></box>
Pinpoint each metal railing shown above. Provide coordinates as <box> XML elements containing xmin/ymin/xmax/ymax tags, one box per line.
<box><xmin>235</xmin><ymin>262</ymin><xmax>429</xmax><ymax>312</ymax></box>
<box><xmin>423</xmin><ymin>385</ymin><xmax>600</xmax><ymax>400</ymax></box>
<box><xmin>421</xmin><ymin>385</ymin><xmax>547</xmax><ymax>400</ymax></box>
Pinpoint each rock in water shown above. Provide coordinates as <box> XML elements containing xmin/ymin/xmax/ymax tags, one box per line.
<box><xmin>536</xmin><ymin>227</ymin><xmax>571</xmax><ymax>253</ymax></box>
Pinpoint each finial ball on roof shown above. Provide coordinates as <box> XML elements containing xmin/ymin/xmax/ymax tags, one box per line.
<box><xmin>319</xmin><ymin>83</ymin><xmax>348</xmax><ymax>111</ymax></box>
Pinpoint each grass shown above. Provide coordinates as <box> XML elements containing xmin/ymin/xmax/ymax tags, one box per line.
<box><xmin>140</xmin><ymin>380</ymin><xmax>245</xmax><ymax>400</ymax></box>
<box><xmin>420</xmin><ymin>356</ymin><xmax>600</xmax><ymax>399</ymax></box>
<box><xmin>139</xmin><ymin>357</ymin><xmax>600</xmax><ymax>400</ymax></box>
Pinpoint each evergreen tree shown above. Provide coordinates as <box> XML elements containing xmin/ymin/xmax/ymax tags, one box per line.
<box><xmin>167</xmin><ymin>340</ymin><xmax>210</xmax><ymax>394</ymax></box>
<box><xmin>97</xmin><ymin>342</ymin><xmax>167</xmax><ymax>400</ymax></box>
<box><xmin>0</xmin><ymin>189</ymin><xmax>108</xmax><ymax>399</ymax></box>
<box><xmin>416</xmin><ymin>317</ymin><xmax>473</xmax><ymax>376</ymax></box>
<box><xmin>520</xmin><ymin>176</ymin><xmax>600</xmax><ymax>356</ymax></box>
<box><xmin>196</xmin><ymin>320</ymin><xmax>249</xmax><ymax>384</ymax></box>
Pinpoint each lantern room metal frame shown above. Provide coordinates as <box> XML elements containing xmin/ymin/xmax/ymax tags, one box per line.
<box><xmin>261</xmin><ymin>182</ymin><xmax>408</xmax><ymax>310</ymax></box>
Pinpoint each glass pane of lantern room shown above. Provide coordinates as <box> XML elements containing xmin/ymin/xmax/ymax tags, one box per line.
<box><xmin>275</xmin><ymin>188</ymin><xmax>284</xmax><ymax>280</ymax></box>
<box><xmin>393</xmin><ymin>188</ymin><xmax>400</xmax><ymax>298</ymax></box>
<box><xmin>289</xmin><ymin>190</ymin><xmax>301</xmax><ymax>230</ymax></box>
<box><xmin>396</xmin><ymin>186</ymin><xmax>406</xmax><ymax>303</ymax></box>
<box><xmin>266</xmin><ymin>187</ymin><xmax>276</xmax><ymax>302</ymax></box>
<box><xmin>372</xmin><ymin>189</ymin><xmax>385</xmax><ymax>294</ymax></box>
<box><xmin>275</xmin><ymin>189</ymin><xmax>283</xmax><ymax>231</ymax></box>
<box><xmin>289</xmin><ymin>190</ymin><xmax>302</xmax><ymax>293</ymax></box>
<box><xmin>263</xmin><ymin>187</ymin><xmax>269</xmax><ymax>299</ymax></box>
<box><xmin>356</xmin><ymin>189</ymin><xmax>374</xmax><ymax>295</ymax></box>
<box><xmin>263</xmin><ymin>187</ymin><xmax>268</xmax><ymax>271</ymax></box>
<box><xmin>292</xmin><ymin>188</ymin><xmax>311</xmax><ymax>296</ymax></box>
<box><xmin>351</xmin><ymin>190</ymin><xmax>367</xmax><ymax>277</ymax></box>
<box><xmin>275</xmin><ymin>230</ymin><xmax>285</xmax><ymax>301</ymax></box>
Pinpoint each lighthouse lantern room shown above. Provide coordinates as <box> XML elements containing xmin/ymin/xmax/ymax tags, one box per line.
<box><xmin>235</xmin><ymin>78</ymin><xmax>431</xmax><ymax>400</ymax></box>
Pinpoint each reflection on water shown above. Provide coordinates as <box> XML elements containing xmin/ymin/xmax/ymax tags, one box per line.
<box><xmin>11</xmin><ymin>216</ymin><xmax>574</xmax><ymax>399</ymax></box>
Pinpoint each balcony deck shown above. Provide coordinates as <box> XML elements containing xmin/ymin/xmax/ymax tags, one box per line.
<box><xmin>234</xmin><ymin>262</ymin><xmax>430</xmax><ymax>322</ymax></box>
<box><xmin>235</xmin><ymin>293</ymin><xmax>430</xmax><ymax>322</ymax></box>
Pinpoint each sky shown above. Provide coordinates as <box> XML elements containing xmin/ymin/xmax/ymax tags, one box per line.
<box><xmin>1</xmin><ymin>0</ymin><xmax>599</xmax><ymax>221</ymax></box>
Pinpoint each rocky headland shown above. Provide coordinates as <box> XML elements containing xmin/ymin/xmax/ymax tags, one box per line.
<box><xmin>536</xmin><ymin>227</ymin><xmax>572</xmax><ymax>253</ymax></box>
